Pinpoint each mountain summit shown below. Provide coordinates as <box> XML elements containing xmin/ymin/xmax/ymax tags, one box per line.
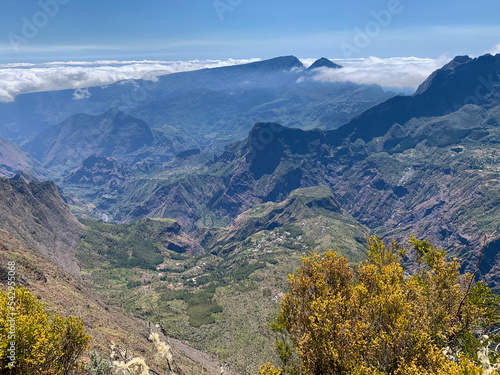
<box><xmin>307</xmin><ymin>57</ymin><xmax>343</xmax><ymax>70</ymax></box>
<box><xmin>227</xmin><ymin>55</ymin><xmax>304</xmax><ymax>72</ymax></box>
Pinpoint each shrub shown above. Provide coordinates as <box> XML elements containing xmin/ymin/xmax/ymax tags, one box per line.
<box><xmin>0</xmin><ymin>287</ymin><xmax>90</xmax><ymax>374</ymax></box>
<box><xmin>84</xmin><ymin>350</ymin><xmax>112</xmax><ymax>375</ymax></box>
<box><xmin>267</xmin><ymin>236</ymin><xmax>500</xmax><ymax>374</ymax></box>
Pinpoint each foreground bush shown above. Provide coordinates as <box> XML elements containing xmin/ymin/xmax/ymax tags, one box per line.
<box><xmin>262</xmin><ymin>236</ymin><xmax>500</xmax><ymax>374</ymax></box>
<box><xmin>0</xmin><ymin>286</ymin><xmax>90</xmax><ymax>374</ymax></box>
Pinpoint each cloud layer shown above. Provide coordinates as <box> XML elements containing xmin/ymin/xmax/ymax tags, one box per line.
<box><xmin>0</xmin><ymin>58</ymin><xmax>260</xmax><ymax>102</ymax></box>
<box><xmin>302</xmin><ymin>56</ymin><xmax>451</xmax><ymax>91</ymax></box>
<box><xmin>0</xmin><ymin>56</ymin><xmax>448</xmax><ymax>102</ymax></box>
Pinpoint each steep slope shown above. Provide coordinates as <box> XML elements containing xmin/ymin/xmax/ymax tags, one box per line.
<box><xmin>330</xmin><ymin>54</ymin><xmax>500</xmax><ymax>145</ymax></box>
<box><xmin>0</xmin><ymin>136</ymin><xmax>43</xmax><ymax>178</ymax></box>
<box><xmin>0</xmin><ymin>176</ymin><xmax>233</xmax><ymax>374</ymax></box>
<box><xmin>0</xmin><ymin>176</ymin><xmax>85</xmax><ymax>275</ymax></box>
<box><xmin>0</xmin><ymin>227</ymin><xmax>229</xmax><ymax>375</ymax></box>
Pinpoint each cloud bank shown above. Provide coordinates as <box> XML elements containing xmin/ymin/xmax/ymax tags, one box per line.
<box><xmin>489</xmin><ymin>44</ymin><xmax>500</xmax><ymax>55</ymax></box>
<box><xmin>0</xmin><ymin>58</ymin><xmax>260</xmax><ymax>102</ymax></box>
<box><xmin>302</xmin><ymin>56</ymin><xmax>451</xmax><ymax>91</ymax></box>
<box><xmin>0</xmin><ymin>56</ymin><xmax>448</xmax><ymax>102</ymax></box>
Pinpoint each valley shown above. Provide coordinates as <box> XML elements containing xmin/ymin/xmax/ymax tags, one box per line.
<box><xmin>0</xmin><ymin>53</ymin><xmax>499</xmax><ymax>374</ymax></box>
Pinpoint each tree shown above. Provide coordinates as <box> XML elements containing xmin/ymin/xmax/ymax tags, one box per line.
<box><xmin>262</xmin><ymin>236</ymin><xmax>500</xmax><ymax>375</ymax></box>
<box><xmin>0</xmin><ymin>286</ymin><xmax>90</xmax><ymax>374</ymax></box>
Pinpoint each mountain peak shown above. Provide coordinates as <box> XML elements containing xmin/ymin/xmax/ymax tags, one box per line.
<box><xmin>415</xmin><ymin>54</ymin><xmax>499</xmax><ymax>95</ymax></box>
<box><xmin>442</xmin><ymin>55</ymin><xmax>472</xmax><ymax>69</ymax></box>
<box><xmin>23</xmin><ymin>109</ymin><xmax>155</xmax><ymax>170</ymax></box>
<box><xmin>307</xmin><ymin>57</ymin><xmax>343</xmax><ymax>70</ymax></box>
<box><xmin>10</xmin><ymin>172</ymin><xmax>38</xmax><ymax>184</ymax></box>
<box><xmin>103</xmin><ymin>106</ymin><xmax>129</xmax><ymax>120</ymax></box>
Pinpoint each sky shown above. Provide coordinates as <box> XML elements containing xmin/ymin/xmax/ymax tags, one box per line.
<box><xmin>1</xmin><ymin>0</ymin><xmax>499</xmax><ymax>62</ymax></box>
<box><xmin>0</xmin><ymin>0</ymin><xmax>499</xmax><ymax>100</ymax></box>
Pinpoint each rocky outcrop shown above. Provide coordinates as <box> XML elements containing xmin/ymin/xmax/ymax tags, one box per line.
<box><xmin>66</xmin><ymin>156</ymin><xmax>130</xmax><ymax>191</ymax></box>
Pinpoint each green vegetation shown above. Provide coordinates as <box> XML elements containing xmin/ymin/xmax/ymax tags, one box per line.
<box><xmin>0</xmin><ymin>287</ymin><xmax>90</xmax><ymax>374</ymax></box>
<box><xmin>159</xmin><ymin>284</ymin><xmax>223</xmax><ymax>327</ymax></box>
<box><xmin>75</xmin><ymin>189</ymin><xmax>370</xmax><ymax>374</ymax></box>
<box><xmin>77</xmin><ymin>219</ymin><xmax>168</xmax><ymax>270</ymax></box>
<box><xmin>262</xmin><ymin>237</ymin><xmax>500</xmax><ymax>375</ymax></box>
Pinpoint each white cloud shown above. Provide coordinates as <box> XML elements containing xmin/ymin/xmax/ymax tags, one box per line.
<box><xmin>72</xmin><ymin>87</ymin><xmax>91</xmax><ymax>100</ymax></box>
<box><xmin>301</xmin><ymin>56</ymin><xmax>451</xmax><ymax>90</ymax></box>
<box><xmin>489</xmin><ymin>43</ymin><xmax>500</xmax><ymax>55</ymax></box>
<box><xmin>0</xmin><ymin>56</ymin><xmax>452</xmax><ymax>103</ymax></box>
<box><xmin>0</xmin><ymin>58</ymin><xmax>261</xmax><ymax>102</ymax></box>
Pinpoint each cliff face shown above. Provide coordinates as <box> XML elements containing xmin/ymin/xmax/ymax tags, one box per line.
<box><xmin>0</xmin><ymin>177</ymin><xmax>85</xmax><ymax>275</ymax></box>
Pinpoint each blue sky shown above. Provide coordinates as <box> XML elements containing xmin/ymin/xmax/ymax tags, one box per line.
<box><xmin>0</xmin><ymin>0</ymin><xmax>499</xmax><ymax>63</ymax></box>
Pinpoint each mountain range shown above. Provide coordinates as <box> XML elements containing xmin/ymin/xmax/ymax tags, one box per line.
<box><xmin>0</xmin><ymin>53</ymin><xmax>499</xmax><ymax>374</ymax></box>
<box><xmin>0</xmin><ymin>57</ymin><xmax>394</xmax><ymax>149</ymax></box>
<box><xmin>54</xmin><ymin>54</ymin><xmax>499</xmax><ymax>279</ymax></box>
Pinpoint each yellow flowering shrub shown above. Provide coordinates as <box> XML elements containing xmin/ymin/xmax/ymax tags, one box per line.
<box><xmin>265</xmin><ymin>236</ymin><xmax>500</xmax><ymax>375</ymax></box>
<box><xmin>0</xmin><ymin>286</ymin><xmax>90</xmax><ymax>374</ymax></box>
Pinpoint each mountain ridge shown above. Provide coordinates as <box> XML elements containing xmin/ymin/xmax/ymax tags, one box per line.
<box><xmin>0</xmin><ymin>55</ymin><xmax>394</xmax><ymax>147</ymax></box>
<box><xmin>0</xmin><ymin>176</ymin><xmax>85</xmax><ymax>275</ymax></box>
<box><xmin>328</xmin><ymin>53</ymin><xmax>500</xmax><ymax>146</ymax></box>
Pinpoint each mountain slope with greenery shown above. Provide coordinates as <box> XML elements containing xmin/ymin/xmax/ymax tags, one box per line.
<box><xmin>70</xmin><ymin>54</ymin><xmax>500</xmax><ymax>290</ymax></box>
<box><xmin>75</xmin><ymin>187</ymin><xmax>369</xmax><ymax>374</ymax></box>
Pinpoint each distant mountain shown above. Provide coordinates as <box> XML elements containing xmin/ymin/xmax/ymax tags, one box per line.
<box><xmin>219</xmin><ymin>55</ymin><xmax>304</xmax><ymax>72</ymax></box>
<box><xmin>0</xmin><ymin>136</ymin><xmax>43</xmax><ymax>178</ymax></box>
<box><xmin>307</xmin><ymin>57</ymin><xmax>343</xmax><ymax>70</ymax></box>
<box><xmin>0</xmin><ymin>56</ymin><xmax>394</xmax><ymax>148</ymax></box>
<box><xmin>22</xmin><ymin>108</ymin><xmax>155</xmax><ymax>171</ymax></box>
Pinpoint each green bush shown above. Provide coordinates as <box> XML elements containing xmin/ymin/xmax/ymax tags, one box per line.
<box><xmin>0</xmin><ymin>287</ymin><xmax>90</xmax><ymax>374</ymax></box>
<box><xmin>266</xmin><ymin>236</ymin><xmax>500</xmax><ymax>375</ymax></box>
